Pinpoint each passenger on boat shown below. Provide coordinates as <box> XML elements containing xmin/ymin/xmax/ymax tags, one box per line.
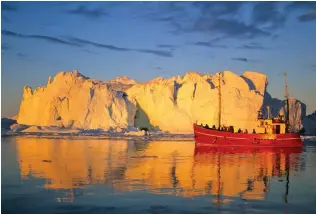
<box><xmin>228</xmin><ymin>126</ymin><xmax>234</xmax><ymax>133</ymax></box>
<box><xmin>252</xmin><ymin>129</ymin><xmax>256</xmax><ymax>134</ymax></box>
<box><xmin>212</xmin><ymin>125</ymin><xmax>216</xmax><ymax>129</ymax></box>
<box><xmin>205</xmin><ymin>124</ymin><xmax>210</xmax><ymax>129</ymax></box>
<box><xmin>237</xmin><ymin>128</ymin><xmax>242</xmax><ymax>133</ymax></box>
<box><xmin>244</xmin><ymin>129</ymin><xmax>248</xmax><ymax>134</ymax></box>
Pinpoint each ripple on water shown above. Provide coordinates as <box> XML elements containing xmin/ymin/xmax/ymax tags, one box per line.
<box><xmin>1</xmin><ymin>137</ymin><xmax>316</xmax><ymax>214</ymax></box>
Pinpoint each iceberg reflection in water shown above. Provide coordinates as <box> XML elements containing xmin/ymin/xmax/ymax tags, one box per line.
<box><xmin>14</xmin><ymin>138</ymin><xmax>303</xmax><ymax>202</ymax></box>
<box><xmin>3</xmin><ymin>136</ymin><xmax>316</xmax><ymax>214</ymax></box>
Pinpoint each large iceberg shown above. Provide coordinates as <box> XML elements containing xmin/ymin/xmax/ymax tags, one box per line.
<box><xmin>17</xmin><ymin>70</ymin><xmax>136</xmax><ymax>131</ymax></box>
<box><xmin>15</xmin><ymin>69</ymin><xmax>309</xmax><ymax>134</ymax></box>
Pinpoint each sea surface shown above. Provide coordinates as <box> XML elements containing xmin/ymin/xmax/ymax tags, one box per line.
<box><xmin>2</xmin><ymin>137</ymin><xmax>316</xmax><ymax>214</ymax></box>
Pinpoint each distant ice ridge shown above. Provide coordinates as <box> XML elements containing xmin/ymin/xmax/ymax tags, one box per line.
<box><xmin>12</xmin><ymin>69</ymin><xmax>313</xmax><ymax>134</ymax></box>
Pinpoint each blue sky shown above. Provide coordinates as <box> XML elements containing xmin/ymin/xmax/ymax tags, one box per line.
<box><xmin>1</xmin><ymin>1</ymin><xmax>316</xmax><ymax>117</ymax></box>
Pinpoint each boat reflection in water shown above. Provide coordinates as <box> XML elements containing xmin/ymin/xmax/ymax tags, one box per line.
<box><xmin>15</xmin><ymin>137</ymin><xmax>303</xmax><ymax>204</ymax></box>
<box><xmin>194</xmin><ymin>145</ymin><xmax>303</xmax><ymax>205</ymax></box>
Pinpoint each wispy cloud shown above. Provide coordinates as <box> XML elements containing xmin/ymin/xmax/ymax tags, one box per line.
<box><xmin>232</xmin><ymin>57</ymin><xmax>249</xmax><ymax>62</ymax></box>
<box><xmin>2</xmin><ymin>29</ymin><xmax>172</xmax><ymax>58</ymax></box>
<box><xmin>1</xmin><ymin>43</ymin><xmax>10</xmax><ymax>50</ymax></box>
<box><xmin>252</xmin><ymin>2</ymin><xmax>286</xmax><ymax>30</ymax></box>
<box><xmin>143</xmin><ymin>2</ymin><xmax>298</xmax><ymax>42</ymax></box>
<box><xmin>1</xmin><ymin>15</ymin><xmax>11</xmax><ymax>22</ymax></box>
<box><xmin>82</xmin><ymin>49</ymin><xmax>100</xmax><ymax>55</ymax></box>
<box><xmin>191</xmin><ymin>17</ymin><xmax>271</xmax><ymax>39</ymax></box>
<box><xmin>192</xmin><ymin>41</ymin><xmax>227</xmax><ymax>49</ymax></box>
<box><xmin>17</xmin><ymin>53</ymin><xmax>30</xmax><ymax>61</ymax></box>
<box><xmin>287</xmin><ymin>2</ymin><xmax>316</xmax><ymax>11</ymax></box>
<box><xmin>17</xmin><ymin>53</ymin><xmax>28</xmax><ymax>58</ymax></box>
<box><xmin>193</xmin><ymin>2</ymin><xmax>243</xmax><ymax>16</ymax></box>
<box><xmin>154</xmin><ymin>66</ymin><xmax>162</xmax><ymax>70</ymax></box>
<box><xmin>286</xmin><ymin>2</ymin><xmax>316</xmax><ymax>23</ymax></box>
<box><xmin>69</xmin><ymin>37</ymin><xmax>130</xmax><ymax>51</ymax></box>
<box><xmin>2</xmin><ymin>30</ymin><xmax>81</xmax><ymax>47</ymax></box>
<box><xmin>66</xmin><ymin>5</ymin><xmax>107</xmax><ymax>19</ymax></box>
<box><xmin>68</xmin><ymin>36</ymin><xmax>173</xmax><ymax>57</ymax></box>
<box><xmin>136</xmin><ymin>49</ymin><xmax>172</xmax><ymax>57</ymax></box>
<box><xmin>2</xmin><ymin>2</ymin><xmax>18</xmax><ymax>11</ymax></box>
<box><xmin>298</xmin><ymin>11</ymin><xmax>316</xmax><ymax>22</ymax></box>
<box><xmin>157</xmin><ymin>44</ymin><xmax>177</xmax><ymax>49</ymax></box>
<box><xmin>237</xmin><ymin>42</ymin><xmax>266</xmax><ymax>50</ymax></box>
<box><xmin>149</xmin><ymin>4</ymin><xmax>270</xmax><ymax>39</ymax></box>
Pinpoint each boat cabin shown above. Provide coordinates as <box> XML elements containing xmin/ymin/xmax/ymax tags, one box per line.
<box><xmin>255</xmin><ymin>107</ymin><xmax>287</xmax><ymax>134</ymax></box>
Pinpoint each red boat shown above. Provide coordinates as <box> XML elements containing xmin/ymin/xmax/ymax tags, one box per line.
<box><xmin>193</xmin><ymin>72</ymin><xmax>303</xmax><ymax>148</ymax></box>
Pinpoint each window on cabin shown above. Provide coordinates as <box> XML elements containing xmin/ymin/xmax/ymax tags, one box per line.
<box><xmin>276</xmin><ymin>125</ymin><xmax>280</xmax><ymax>134</ymax></box>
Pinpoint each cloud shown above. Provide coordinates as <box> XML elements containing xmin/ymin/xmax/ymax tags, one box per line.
<box><xmin>136</xmin><ymin>49</ymin><xmax>172</xmax><ymax>57</ymax></box>
<box><xmin>193</xmin><ymin>2</ymin><xmax>243</xmax><ymax>16</ymax></box>
<box><xmin>191</xmin><ymin>17</ymin><xmax>271</xmax><ymax>39</ymax></box>
<box><xmin>192</xmin><ymin>37</ymin><xmax>227</xmax><ymax>49</ymax></box>
<box><xmin>157</xmin><ymin>44</ymin><xmax>177</xmax><ymax>48</ymax></box>
<box><xmin>154</xmin><ymin>67</ymin><xmax>162</xmax><ymax>70</ymax></box>
<box><xmin>193</xmin><ymin>41</ymin><xmax>227</xmax><ymax>49</ymax></box>
<box><xmin>66</xmin><ymin>5</ymin><xmax>107</xmax><ymax>19</ymax></box>
<box><xmin>17</xmin><ymin>53</ymin><xmax>30</xmax><ymax>61</ymax></box>
<box><xmin>185</xmin><ymin>2</ymin><xmax>271</xmax><ymax>39</ymax></box>
<box><xmin>2</xmin><ymin>30</ymin><xmax>81</xmax><ymax>47</ymax></box>
<box><xmin>82</xmin><ymin>49</ymin><xmax>100</xmax><ymax>55</ymax></box>
<box><xmin>232</xmin><ymin>58</ymin><xmax>249</xmax><ymax>62</ymax></box>
<box><xmin>68</xmin><ymin>36</ymin><xmax>173</xmax><ymax>57</ymax></box>
<box><xmin>17</xmin><ymin>53</ymin><xmax>28</xmax><ymax>58</ymax></box>
<box><xmin>237</xmin><ymin>42</ymin><xmax>266</xmax><ymax>50</ymax></box>
<box><xmin>2</xmin><ymin>29</ymin><xmax>172</xmax><ymax>58</ymax></box>
<box><xmin>1</xmin><ymin>43</ymin><xmax>10</xmax><ymax>50</ymax></box>
<box><xmin>252</xmin><ymin>2</ymin><xmax>286</xmax><ymax>30</ymax></box>
<box><xmin>146</xmin><ymin>2</ymin><xmax>270</xmax><ymax>39</ymax></box>
<box><xmin>69</xmin><ymin>37</ymin><xmax>130</xmax><ymax>51</ymax></box>
<box><xmin>298</xmin><ymin>11</ymin><xmax>316</xmax><ymax>22</ymax></box>
<box><xmin>286</xmin><ymin>2</ymin><xmax>316</xmax><ymax>23</ymax></box>
<box><xmin>2</xmin><ymin>2</ymin><xmax>17</xmax><ymax>11</ymax></box>
<box><xmin>143</xmin><ymin>2</ymin><xmax>291</xmax><ymax>42</ymax></box>
<box><xmin>287</xmin><ymin>2</ymin><xmax>316</xmax><ymax>11</ymax></box>
<box><xmin>1</xmin><ymin>15</ymin><xmax>11</xmax><ymax>22</ymax></box>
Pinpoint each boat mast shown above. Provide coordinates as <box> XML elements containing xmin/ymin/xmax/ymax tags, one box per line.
<box><xmin>284</xmin><ymin>72</ymin><xmax>290</xmax><ymax>132</ymax></box>
<box><xmin>218</xmin><ymin>72</ymin><xmax>222</xmax><ymax>128</ymax></box>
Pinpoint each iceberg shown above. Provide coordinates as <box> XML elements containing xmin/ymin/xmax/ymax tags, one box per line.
<box><xmin>13</xmin><ymin>69</ymin><xmax>311</xmax><ymax>134</ymax></box>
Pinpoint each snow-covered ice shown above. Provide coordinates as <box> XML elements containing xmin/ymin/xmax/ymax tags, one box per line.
<box><xmin>2</xmin><ymin>69</ymin><xmax>313</xmax><ymax>136</ymax></box>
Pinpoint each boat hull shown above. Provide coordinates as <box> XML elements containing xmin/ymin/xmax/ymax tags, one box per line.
<box><xmin>193</xmin><ymin>123</ymin><xmax>303</xmax><ymax>147</ymax></box>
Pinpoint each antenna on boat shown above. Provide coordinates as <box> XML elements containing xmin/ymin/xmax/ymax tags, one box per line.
<box><xmin>266</xmin><ymin>106</ymin><xmax>271</xmax><ymax>119</ymax></box>
<box><xmin>284</xmin><ymin>72</ymin><xmax>290</xmax><ymax>132</ymax></box>
<box><xmin>218</xmin><ymin>72</ymin><xmax>222</xmax><ymax>129</ymax></box>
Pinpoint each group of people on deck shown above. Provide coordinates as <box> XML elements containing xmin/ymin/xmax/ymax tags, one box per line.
<box><xmin>199</xmin><ymin>123</ymin><xmax>256</xmax><ymax>134</ymax></box>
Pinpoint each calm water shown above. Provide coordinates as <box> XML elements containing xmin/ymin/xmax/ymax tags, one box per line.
<box><xmin>2</xmin><ymin>137</ymin><xmax>316</xmax><ymax>214</ymax></box>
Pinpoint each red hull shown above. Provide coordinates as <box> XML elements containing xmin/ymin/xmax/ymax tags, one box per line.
<box><xmin>193</xmin><ymin>123</ymin><xmax>303</xmax><ymax>147</ymax></box>
<box><xmin>194</xmin><ymin>144</ymin><xmax>303</xmax><ymax>155</ymax></box>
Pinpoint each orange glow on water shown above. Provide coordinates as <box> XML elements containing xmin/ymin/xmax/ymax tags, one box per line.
<box><xmin>16</xmin><ymin>137</ymin><xmax>301</xmax><ymax>203</ymax></box>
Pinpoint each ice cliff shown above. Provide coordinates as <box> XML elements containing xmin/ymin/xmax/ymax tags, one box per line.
<box><xmin>16</xmin><ymin>69</ymin><xmax>308</xmax><ymax>133</ymax></box>
<box><xmin>17</xmin><ymin>70</ymin><xmax>136</xmax><ymax>131</ymax></box>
